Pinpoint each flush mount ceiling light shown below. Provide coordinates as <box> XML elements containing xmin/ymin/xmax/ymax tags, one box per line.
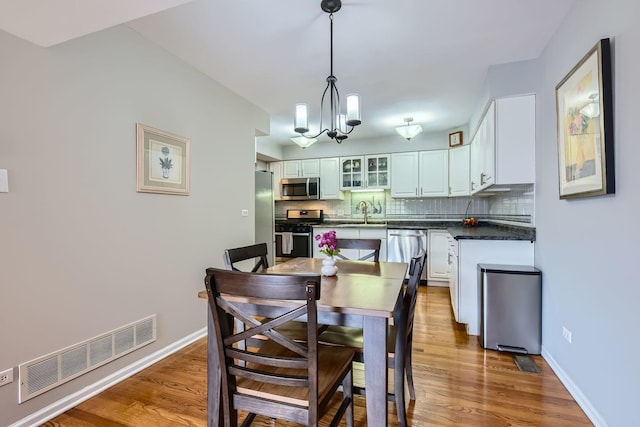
<box><xmin>395</xmin><ymin>117</ymin><xmax>423</xmax><ymax>140</ymax></box>
<box><xmin>580</xmin><ymin>93</ymin><xmax>600</xmax><ymax>118</ymax></box>
<box><xmin>290</xmin><ymin>136</ymin><xmax>318</xmax><ymax>149</ymax></box>
<box><xmin>293</xmin><ymin>0</ymin><xmax>361</xmax><ymax>145</ymax></box>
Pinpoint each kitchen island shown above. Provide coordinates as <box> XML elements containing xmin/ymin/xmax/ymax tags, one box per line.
<box><xmin>318</xmin><ymin>219</ymin><xmax>535</xmax><ymax>336</ymax></box>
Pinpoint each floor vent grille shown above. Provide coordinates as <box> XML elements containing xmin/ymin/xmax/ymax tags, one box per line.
<box><xmin>19</xmin><ymin>315</ymin><xmax>156</xmax><ymax>403</ymax></box>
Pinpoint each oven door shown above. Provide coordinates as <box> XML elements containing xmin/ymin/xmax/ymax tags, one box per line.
<box><xmin>275</xmin><ymin>232</ymin><xmax>311</xmax><ymax>259</ymax></box>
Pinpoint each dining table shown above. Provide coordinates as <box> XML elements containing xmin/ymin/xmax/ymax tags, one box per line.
<box><xmin>199</xmin><ymin>257</ymin><xmax>409</xmax><ymax>427</ymax></box>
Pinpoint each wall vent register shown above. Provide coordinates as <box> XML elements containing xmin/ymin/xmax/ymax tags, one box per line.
<box><xmin>18</xmin><ymin>315</ymin><xmax>156</xmax><ymax>403</ymax></box>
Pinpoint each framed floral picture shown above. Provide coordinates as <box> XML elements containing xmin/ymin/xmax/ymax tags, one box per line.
<box><xmin>448</xmin><ymin>131</ymin><xmax>463</xmax><ymax>147</ymax></box>
<box><xmin>136</xmin><ymin>123</ymin><xmax>190</xmax><ymax>195</ymax></box>
<box><xmin>555</xmin><ymin>38</ymin><xmax>614</xmax><ymax>199</ymax></box>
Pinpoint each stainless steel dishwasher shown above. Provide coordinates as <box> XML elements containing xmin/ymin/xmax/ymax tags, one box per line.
<box><xmin>387</xmin><ymin>229</ymin><xmax>427</xmax><ymax>279</ymax></box>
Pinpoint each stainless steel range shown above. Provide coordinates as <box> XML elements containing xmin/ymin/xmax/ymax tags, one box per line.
<box><xmin>275</xmin><ymin>209</ymin><xmax>323</xmax><ymax>261</ymax></box>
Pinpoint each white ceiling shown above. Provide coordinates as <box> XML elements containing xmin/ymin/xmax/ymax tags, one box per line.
<box><xmin>0</xmin><ymin>0</ymin><xmax>576</xmax><ymax>148</ymax></box>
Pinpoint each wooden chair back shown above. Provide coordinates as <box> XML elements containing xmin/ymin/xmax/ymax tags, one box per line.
<box><xmin>335</xmin><ymin>238</ymin><xmax>381</xmax><ymax>262</ymax></box>
<box><xmin>396</xmin><ymin>251</ymin><xmax>426</xmax><ymax>349</ymax></box>
<box><xmin>204</xmin><ymin>268</ymin><xmax>354</xmax><ymax>426</ymax></box>
<box><xmin>223</xmin><ymin>242</ymin><xmax>269</xmax><ymax>272</ymax></box>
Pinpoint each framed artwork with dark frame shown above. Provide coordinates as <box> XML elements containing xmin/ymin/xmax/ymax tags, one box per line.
<box><xmin>555</xmin><ymin>38</ymin><xmax>614</xmax><ymax>199</ymax></box>
<box><xmin>136</xmin><ymin>123</ymin><xmax>190</xmax><ymax>195</ymax></box>
<box><xmin>448</xmin><ymin>131</ymin><xmax>463</xmax><ymax>147</ymax></box>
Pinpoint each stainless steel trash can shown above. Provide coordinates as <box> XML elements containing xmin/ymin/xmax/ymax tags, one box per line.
<box><xmin>479</xmin><ymin>264</ymin><xmax>541</xmax><ymax>355</ymax></box>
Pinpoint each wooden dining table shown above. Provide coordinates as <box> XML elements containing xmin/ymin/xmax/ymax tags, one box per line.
<box><xmin>199</xmin><ymin>257</ymin><xmax>409</xmax><ymax>427</ymax></box>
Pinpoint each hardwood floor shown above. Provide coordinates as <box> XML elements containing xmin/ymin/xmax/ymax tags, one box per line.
<box><xmin>43</xmin><ymin>287</ymin><xmax>591</xmax><ymax>426</ymax></box>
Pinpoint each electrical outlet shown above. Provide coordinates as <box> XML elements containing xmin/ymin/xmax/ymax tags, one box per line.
<box><xmin>562</xmin><ymin>326</ymin><xmax>572</xmax><ymax>344</ymax></box>
<box><xmin>241</xmin><ymin>209</ymin><xmax>249</xmax><ymax>217</ymax></box>
<box><xmin>0</xmin><ymin>368</ymin><xmax>13</xmax><ymax>387</ymax></box>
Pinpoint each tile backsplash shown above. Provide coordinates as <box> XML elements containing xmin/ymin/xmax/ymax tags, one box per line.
<box><xmin>275</xmin><ymin>184</ymin><xmax>534</xmax><ymax>224</ymax></box>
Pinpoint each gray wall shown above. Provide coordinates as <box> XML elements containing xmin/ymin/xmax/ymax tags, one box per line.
<box><xmin>0</xmin><ymin>26</ymin><xmax>267</xmax><ymax>425</ymax></box>
<box><xmin>535</xmin><ymin>0</ymin><xmax>640</xmax><ymax>425</ymax></box>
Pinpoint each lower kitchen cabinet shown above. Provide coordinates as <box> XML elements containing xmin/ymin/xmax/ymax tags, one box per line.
<box><xmin>427</xmin><ymin>230</ymin><xmax>450</xmax><ymax>283</ymax></box>
<box><xmin>313</xmin><ymin>227</ymin><xmax>387</xmax><ymax>262</ymax></box>
<box><xmin>449</xmin><ymin>238</ymin><xmax>534</xmax><ymax>336</ymax></box>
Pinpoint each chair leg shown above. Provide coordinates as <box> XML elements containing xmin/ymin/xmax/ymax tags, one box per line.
<box><xmin>405</xmin><ymin>337</ymin><xmax>416</xmax><ymax>401</ymax></box>
<box><xmin>345</xmin><ymin>369</ymin><xmax>354</xmax><ymax>427</ymax></box>
<box><xmin>394</xmin><ymin>357</ymin><xmax>408</xmax><ymax>427</ymax></box>
<box><xmin>239</xmin><ymin>413</ymin><xmax>256</xmax><ymax>427</ymax></box>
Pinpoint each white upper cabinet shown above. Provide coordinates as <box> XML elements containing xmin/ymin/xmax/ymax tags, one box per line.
<box><xmin>283</xmin><ymin>159</ymin><xmax>320</xmax><ymax>178</ymax></box>
<box><xmin>391</xmin><ymin>150</ymin><xmax>448</xmax><ymax>198</ymax></box>
<box><xmin>470</xmin><ymin>101</ymin><xmax>495</xmax><ymax>193</ymax></box>
<box><xmin>364</xmin><ymin>155</ymin><xmax>391</xmax><ymax>189</ymax></box>
<box><xmin>339</xmin><ymin>156</ymin><xmax>365</xmax><ymax>190</ymax></box>
<box><xmin>319</xmin><ymin>157</ymin><xmax>344</xmax><ymax>200</ymax></box>
<box><xmin>391</xmin><ymin>152</ymin><xmax>419</xmax><ymax>197</ymax></box>
<box><xmin>449</xmin><ymin>144</ymin><xmax>470</xmax><ymax>196</ymax></box>
<box><xmin>470</xmin><ymin>95</ymin><xmax>535</xmax><ymax>194</ymax></box>
<box><xmin>419</xmin><ymin>150</ymin><xmax>449</xmax><ymax>197</ymax></box>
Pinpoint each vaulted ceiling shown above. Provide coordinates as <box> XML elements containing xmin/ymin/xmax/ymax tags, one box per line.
<box><xmin>0</xmin><ymin>0</ymin><xmax>576</xmax><ymax>147</ymax></box>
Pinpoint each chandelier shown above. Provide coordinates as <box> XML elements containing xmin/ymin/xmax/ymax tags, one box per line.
<box><xmin>293</xmin><ymin>0</ymin><xmax>361</xmax><ymax>144</ymax></box>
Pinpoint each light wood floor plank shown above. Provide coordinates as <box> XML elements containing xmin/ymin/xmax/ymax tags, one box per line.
<box><xmin>42</xmin><ymin>286</ymin><xmax>591</xmax><ymax>426</ymax></box>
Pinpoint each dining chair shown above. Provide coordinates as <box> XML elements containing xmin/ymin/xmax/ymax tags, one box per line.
<box><xmin>318</xmin><ymin>251</ymin><xmax>426</xmax><ymax>427</ymax></box>
<box><xmin>336</xmin><ymin>238</ymin><xmax>381</xmax><ymax>262</ymax></box>
<box><xmin>223</xmin><ymin>242</ymin><xmax>269</xmax><ymax>272</ymax></box>
<box><xmin>223</xmin><ymin>242</ymin><xmax>320</xmax><ymax>342</ymax></box>
<box><xmin>204</xmin><ymin>268</ymin><xmax>355</xmax><ymax>427</ymax></box>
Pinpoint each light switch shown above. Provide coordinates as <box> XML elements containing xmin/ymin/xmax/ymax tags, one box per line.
<box><xmin>0</xmin><ymin>169</ymin><xmax>8</xmax><ymax>193</ymax></box>
<box><xmin>241</xmin><ymin>209</ymin><xmax>249</xmax><ymax>217</ymax></box>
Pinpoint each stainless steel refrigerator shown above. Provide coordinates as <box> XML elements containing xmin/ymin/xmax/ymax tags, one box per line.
<box><xmin>255</xmin><ymin>171</ymin><xmax>275</xmax><ymax>267</ymax></box>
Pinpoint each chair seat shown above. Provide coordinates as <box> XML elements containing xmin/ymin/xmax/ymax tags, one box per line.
<box><xmin>236</xmin><ymin>340</ymin><xmax>355</xmax><ymax>407</ymax></box>
<box><xmin>319</xmin><ymin>325</ymin><xmax>397</xmax><ymax>354</ymax></box>
<box><xmin>275</xmin><ymin>322</ymin><xmax>329</xmax><ymax>341</ymax></box>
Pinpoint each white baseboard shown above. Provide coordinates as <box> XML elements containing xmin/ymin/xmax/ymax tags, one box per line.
<box><xmin>541</xmin><ymin>346</ymin><xmax>608</xmax><ymax>427</ymax></box>
<box><xmin>426</xmin><ymin>280</ymin><xmax>449</xmax><ymax>287</ymax></box>
<box><xmin>9</xmin><ymin>328</ymin><xmax>207</xmax><ymax>427</ymax></box>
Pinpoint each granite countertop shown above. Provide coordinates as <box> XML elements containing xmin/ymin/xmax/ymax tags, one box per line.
<box><xmin>447</xmin><ymin>224</ymin><xmax>535</xmax><ymax>241</ymax></box>
<box><xmin>318</xmin><ymin>220</ymin><xmax>535</xmax><ymax>241</ymax></box>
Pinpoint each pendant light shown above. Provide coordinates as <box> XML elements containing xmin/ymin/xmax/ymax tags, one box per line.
<box><xmin>290</xmin><ymin>136</ymin><xmax>318</xmax><ymax>149</ymax></box>
<box><xmin>395</xmin><ymin>117</ymin><xmax>423</xmax><ymax>140</ymax></box>
<box><xmin>293</xmin><ymin>0</ymin><xmax>361</xmax><ymax>145</ymax></box>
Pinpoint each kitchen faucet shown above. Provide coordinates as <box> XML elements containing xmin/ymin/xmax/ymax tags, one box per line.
<box><xmin>357</xmin><ymin>201</ymin><xmax>369</xmax><ymax>224</ymax></box>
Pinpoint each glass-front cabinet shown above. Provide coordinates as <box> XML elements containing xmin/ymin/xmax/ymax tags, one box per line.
<box><xmin>365</xmin><ymin>154</ymin><xmax>390</xmax><ymax>189</ymax></box>
<box><xmin>340</xmin><ymin>156</ymin><xmax>364</xmax><ymax>190</ymax></box>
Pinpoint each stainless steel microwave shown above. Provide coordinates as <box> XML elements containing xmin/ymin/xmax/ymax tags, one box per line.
<box><xmin>281</xmin><ymin>177</ymin><xmax>320</xmax><ymax>200</ymax></box>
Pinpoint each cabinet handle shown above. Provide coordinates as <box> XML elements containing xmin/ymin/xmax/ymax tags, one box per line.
<box><xmin>471</xmin><ymin>181</ymin><xmax>476</xmax><ymax>190</ymax></box>
<box><xmin>480</xmin><ymin>173</ymin><xmax>492</xmax><ymax>185</ymax></box>
<box><xmin>415</xmin><ymin>187</ymin><xmax>418</xmax><ymax>195</ymax></box>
